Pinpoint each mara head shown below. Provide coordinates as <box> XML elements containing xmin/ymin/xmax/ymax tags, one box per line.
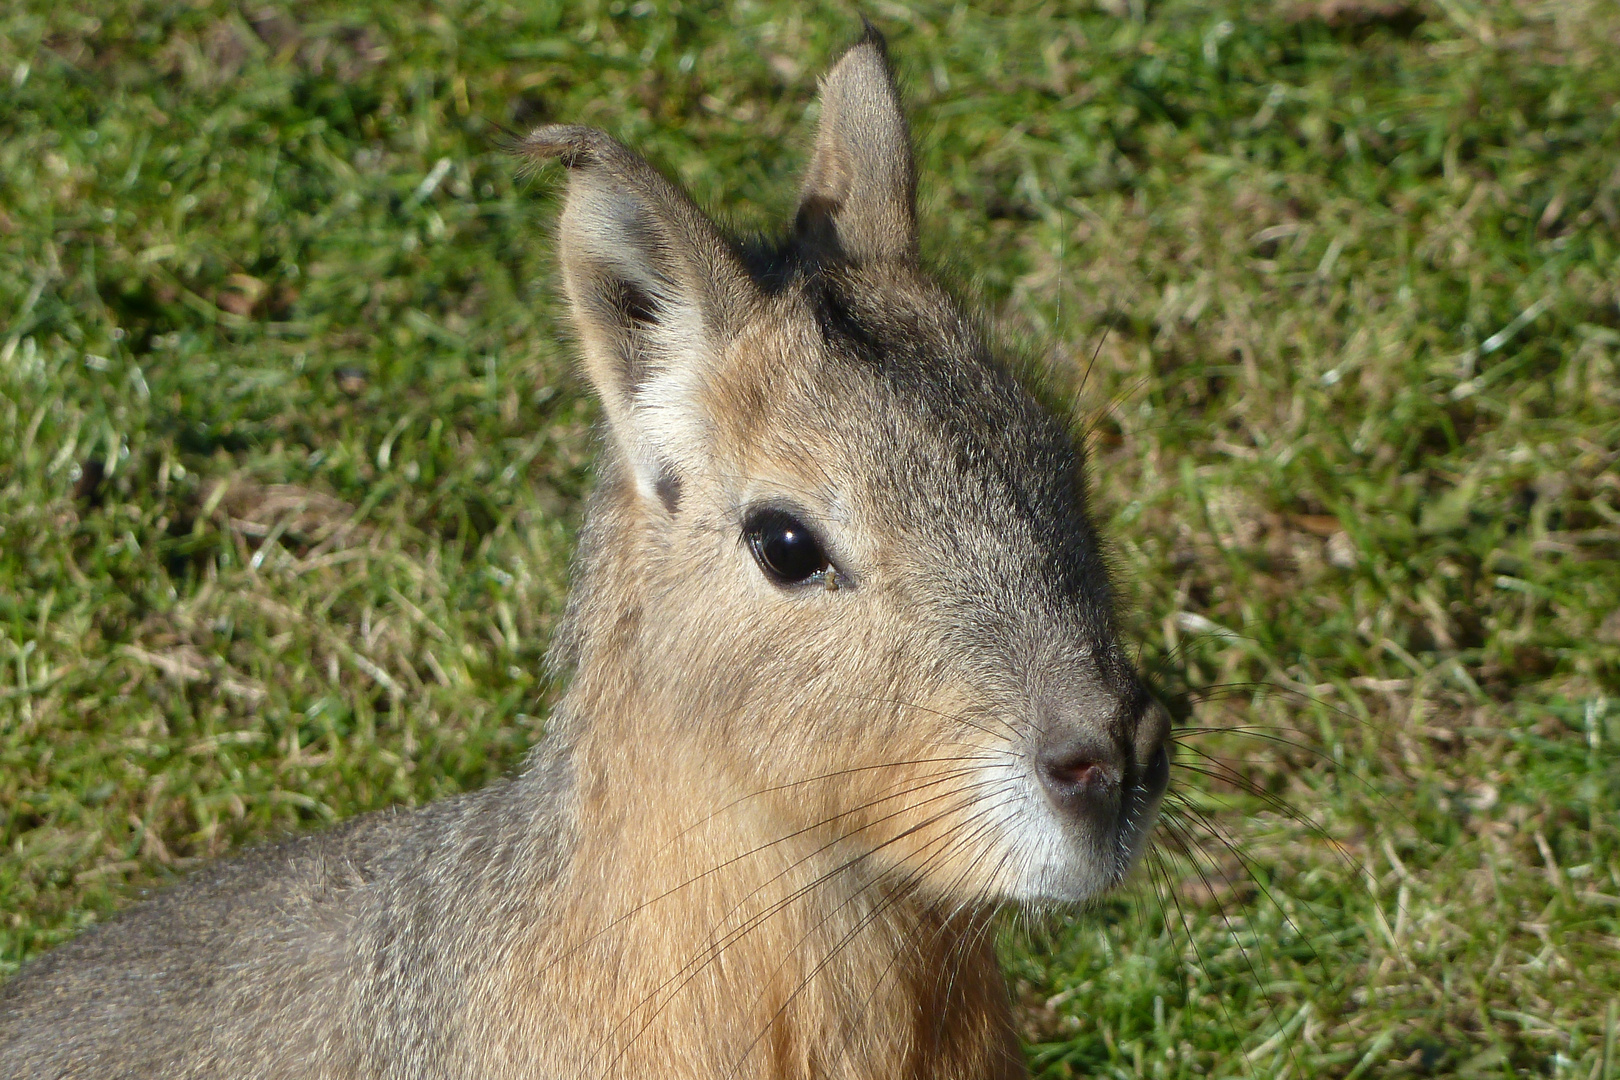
<box><xmin>523</xmin><ymin>29</ymin><xmax>1171</xmax><ymax>908</ymax></box>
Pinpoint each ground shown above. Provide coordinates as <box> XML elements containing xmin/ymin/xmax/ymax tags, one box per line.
<box><xmin>1</xmin><ymin>1</ymin><xmax>1617</xmax><ymax>1076</ymax></box>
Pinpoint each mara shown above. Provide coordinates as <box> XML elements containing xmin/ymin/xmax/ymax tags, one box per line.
<box><xmin>1</xmin><ymin>26</ymin><xmax>1172</xmax><ymax>1080</ymax></box>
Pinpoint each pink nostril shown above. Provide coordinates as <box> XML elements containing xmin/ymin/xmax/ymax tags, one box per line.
<box><xmin>1037</xmin><ymin>738</ymin><xmax>1116</xmax><ymax>810</ymax></box>
<box><xmin>1047</xmin><ymin>759</ymin><xmax>1102</xmax><ymax>788</ymax></box>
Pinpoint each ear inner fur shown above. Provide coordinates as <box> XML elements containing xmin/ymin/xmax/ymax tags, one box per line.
<box><xmin>520</xmin><ymin>124</ymin><xmax>758</xmax><ymax>509</ymax></box>
<box><xmin>654</xmin><ymin>469</ymin><xmax>682</xmax><ymax>515</ymax></box>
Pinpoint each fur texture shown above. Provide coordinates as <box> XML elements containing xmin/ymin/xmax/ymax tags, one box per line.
<box><xmin>1</xmin><ymin>29</ymin><xmax>1170</xmax><ymax>1079</ymax></box>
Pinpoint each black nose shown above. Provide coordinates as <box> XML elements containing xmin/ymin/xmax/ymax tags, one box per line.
<box><xmin>1141</xmin><ymin>741</ymin><xmax>1170</xmax><ymax>796</ymax></box>
<box><xmin>1133</xmin><ymin>698</ymin><xmax>1173</xmax><ymax>799</ymax></box>
<box><xmin>1036</xmin><ymin>735</ymin><xmax>1119</xmax><ymax>816</ymax></box>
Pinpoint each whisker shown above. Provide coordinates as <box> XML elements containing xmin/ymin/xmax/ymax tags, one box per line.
<box><xmin>1175</xmin><ymin>678</ymin><xmax>1378</xmax><ymax>733</ymax></box>
<box><xmin>552</xmin><ymin>761</ymin><xmax>998</xmax><ymax>982</ymax></box>
<box><xmin>600</xmin><ymin>774</ymin><xmax>1018</xmax><ymax>1069</ymax></box>
<box><xmin>1171</xmin><ymin>723</ymin><xmax>1406</xmax><ymax>820</ymax></box>
<box><xmin>824</xmin><ymin>688</ymin><xmax>1026</xmax><ymax>745</ymax></box>
<box><xmin>653</xmin><ymin>751</ymin><xmax>1010</xmax><ymax>856</ymax></box>
<box><xmin>1169</xmin><ymin>753</ymin><xmax>1378</xmax><ymax>871</ymax></box>
<box><xmin>1154</xmin><ymin>815</ymin><xmax>1283</xmax><ymax>1080</ymax></box>
<box><xmin>690</xmin><ymin>794</ymin><xmax>1005</xmax><ymax>1072</ymax></box>
<box><xmin>1161</xmin><ymin>794</ymin><xmax>1356</xmax><ymax>997</ymax></box>
<box><xmin>727</xmin><ymin>791</ymin><xmax>1025</xmax><ymax>1076</ymax></box>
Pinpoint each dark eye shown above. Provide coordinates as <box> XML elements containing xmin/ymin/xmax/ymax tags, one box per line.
<box><xmin>744</xmin><ymin>508</ymin><xmax>831</xmax><ymax>585</ymax></box>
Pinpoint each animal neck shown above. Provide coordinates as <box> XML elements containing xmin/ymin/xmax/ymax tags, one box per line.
<box><xmin>526</xmin><ymin>697</ymin><xmax>1016</xmax><ymax>1078</ymax></box>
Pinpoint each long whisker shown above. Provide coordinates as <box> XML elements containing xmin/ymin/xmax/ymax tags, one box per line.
<box><xmin>726</xmin><ymin>790</ymin><xmax>1025</xmax><ymax>1076</ymax></box>
<box><xmin>598</xmin><ymin>772</ymin><xmax>1018</xmax><ymax>1069</ymax></box>
<box><xmin>1166</xmin><ymin>811</ymin><xmax>1322</xmax><ymax>1080</ymax></box>
<box><xmin>610</xmin><ymin>785</ymin><xmax>999</xmax><ymax>1071</ymax></box>
<box><xmin>1175</xmin><ymin>678</ymin><xmax>1379</xmax><ymax>733</ymax></box>
<box><xmin>1142</xmin><ymin>846</ymin><xmax>1269</xmax><ymax>1073</ymax></box>
<box><xmin>1154</xmin><ymin>814</ymin><xmax>1281</xmax><ymax>1080</ymax></box>
<box><xmin>552</xmin><ymin>760</ymin><xmax>996</xmax><ymax>981</ymax></box>
<box><xmin>1161</xmin><ymin>792</ymin><xmax>1357</xmax><ymax>997</ymax></box>
<box><xmin>1076</xmin><ymin>316</ymin><xmax>1110</xmax><ymax>403</ymax></box>
<box><xmin>1171</xmin><ymin>722</ymin><xmax>1405</xmax><ymax>818</ymax></box>
<box><xmin>653</xmin><ymin>751</ymin><xmax>1010</xmax><ymax>856</ymax></box>
<box><xmin>824</xmin><ymin>688</ymin><xmax>1025</xmax><ymax>745</ymax></box>
<box><xmin>1168</xmin><ymin>754</ymin><xmax>1370</xmax><ymax>874</ymax></box>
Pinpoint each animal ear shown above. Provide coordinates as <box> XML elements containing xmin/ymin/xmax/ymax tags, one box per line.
<box><xmin>519</xmin><ymin>125</ymin><xmax>755</xmax><ymax>511</ymax></box>
<box><xmin>795</xmin><ymin>26</ymin><xmax>918</xmax><ymax>265</ymax></box>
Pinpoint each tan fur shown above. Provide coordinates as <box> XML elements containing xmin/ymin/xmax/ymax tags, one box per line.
<box><xmin>0</xmin><ymin>28</ymin><xmax>1169</xmax><ymax>1079</ymax></box>
<box><xmin>476</xmin><ymin>736</ymin><xmax>1023</xmax><ymax>1077</ymax></box>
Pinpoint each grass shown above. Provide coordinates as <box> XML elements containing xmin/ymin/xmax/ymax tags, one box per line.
<box><xmin>2</xmin><ymin>0</ymin><xmax>1617</xmax><ymax>1075</ymax></box>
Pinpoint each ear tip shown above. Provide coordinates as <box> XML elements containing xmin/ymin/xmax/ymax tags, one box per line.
<box><xmin>857</xmin><ymin>16</ymin><xmax>889</xmax><ymax>55</ymax></box>
<box><xmin>825</xmin><ymin>21</ymin><xmax>898</xmax><ymax>91</ymax></box>
<box><xmin>514</xmin><ymin>125</ymin><xmax>615</xmax><ymax>169</ymax></box>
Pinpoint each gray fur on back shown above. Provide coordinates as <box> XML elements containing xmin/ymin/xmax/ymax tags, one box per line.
<box><xmin>0</xmin><ymin>743</ymin><xmax>575</xmax><ymax>1079</ymax></box>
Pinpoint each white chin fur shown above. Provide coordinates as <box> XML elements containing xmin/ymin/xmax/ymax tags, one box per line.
<box><xmin>989</xmin><ymin>774</ymin><xmax>1158</xmax><ymax>905</ymax></box>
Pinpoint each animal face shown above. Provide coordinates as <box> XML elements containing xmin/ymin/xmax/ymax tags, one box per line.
<box><xmin>528</xmin><ymin>31</ymin><xmax>1169</xmax><ymax>908</ymax></box>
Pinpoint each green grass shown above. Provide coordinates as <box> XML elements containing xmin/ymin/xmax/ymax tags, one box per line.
<box><xmin>2</xmin><ymin>0</ymin><xmax>1617</xmax><ymax>1075</ymax></box>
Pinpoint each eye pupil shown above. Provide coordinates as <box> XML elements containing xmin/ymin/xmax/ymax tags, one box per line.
<box><xmin>746</xmin><ymin>509</ymin><xmax>830</xmax><ymax>585</ymax></box>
